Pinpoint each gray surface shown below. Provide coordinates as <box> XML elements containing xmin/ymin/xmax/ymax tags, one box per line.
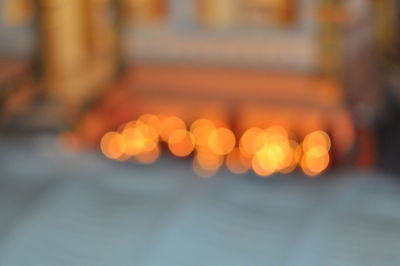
<box><xmin>0</xmin><ymin>134</ymin><xmax>400</xmax><ymax>266</ymax></box>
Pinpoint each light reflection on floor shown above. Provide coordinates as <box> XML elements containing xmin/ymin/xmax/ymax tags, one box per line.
<box><xmin>0</xmin><ymin>133</ymin><xmax>399</xmax><ymax>266</ymax></box>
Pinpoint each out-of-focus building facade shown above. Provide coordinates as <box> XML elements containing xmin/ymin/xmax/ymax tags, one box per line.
<box><xmin>1</xmin><ymin>0</ymin><xmax>400</xmax><ymax>162</ymax></box>
<box><xmin>36</xmin><ymin>0</ymin><xmax>119</xmax><ymax>110</ymax></box>
<box><xmin>117</xmin><ymin>0</ymin><xmax>380</xmax><ymax>158</ymax></box>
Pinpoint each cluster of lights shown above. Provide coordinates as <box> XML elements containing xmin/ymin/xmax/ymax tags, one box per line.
<box><xmin>100</xmin><ymin>114</ymin><xmax>331</xmax><ymax>177</ymax></box>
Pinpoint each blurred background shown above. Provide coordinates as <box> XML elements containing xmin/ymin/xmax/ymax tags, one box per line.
<box><xmin>0</xmin><ymin>0</ymin><xmax>400</xmax><ymax>265</ymax></box>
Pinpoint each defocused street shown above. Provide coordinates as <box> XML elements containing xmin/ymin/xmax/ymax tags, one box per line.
<box><xmin>1</xmin><ymin>133</ymin><xmax>400</xmax><ymax>266</ymax></box>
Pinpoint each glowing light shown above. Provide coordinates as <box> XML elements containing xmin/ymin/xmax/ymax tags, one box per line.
<box><xmin>240</xmin><ymin>127</ymin><xmax>265</xmax><ymax>155</ymax></box>
<box><xmin>135</xmin><ymin>122</ymin><xmax>159</xmax><ymax>151</ymax></box>
<box><xmin>208</xmin><ymin>128</ymin><xmax>236</xmax><ymax>155</ymax></box>
<box><xmin>135</xmin><ymin>145</ymin><xmax>161</xmax><ymax>164</ymax></box>
<box><xmin>136</xmin><ymin>121</ymin><xmax>159</xmax><ymax>141</ymax></box>
<box><xmin>160</xmin><ymin>116</ymin><xmax>186</xmax><ymax>142</ymax></box>
<box><xmin>168</xmin><ymin>129</ymin><xmax>196</xmax><ymax>157</ymax></box>
<box><xmin>263</xmin><ymin>126</ymin><xmax>289</xmax><ymax>148</ymax></box>
<box><xmin>265</xmin><ymin>125</ymin><xmax>288</xmax><ymax>139</ymax></box>
<box><xmin>226</xmin><ymin>148</ymin><xmax>250</xmax><ymax>174</ymax></box>
<box><xmin>122</xmin><ymin>120</ymin><xmax>137</xmax><ymax>131</ymax></box>
<box><xmin>300</xmin><ymin>130</ymin><xmax>331</xmax><ymax>176</ymax></box>
<box><xmin>121</xmin><ymin>122</ymin><xmax>158</xmax><ymax>156</ymax></box>
<box><xmin>252</xmin><ymin>148</ymin><xmax>277</xmax><ymax>177</ymax></box>
<box><xmin>122</xmin><ymin>127</ymin><xmax>146</xmax><ymax>156</ymax></box>
<box><xmin>98</xmin><ymin>114</ymin><xmax>333</xmax><ymax>178</ymax></box>
<box><xmin>301</xmin><ymin>145</ymin><xmax>330</xmax><ymax>176</ymax></box>
<box><xmin>100</xmin><ymin>132</ymin><xmax>126</xmax><ymax>159</ymax></box>
<box><xmin>239</xmin><ymin>147</ymin><xmax>253</xmax><ymax>169</ymax></box>
<box><xmin>280</xmin><ymin>139</ymin><xmax>301</xmax><ymax>174</ymax></box>
<box><xmin>190</xmin><ymin>119</ymin><xmax>216</xmax><ymax>148</ymax></box>
<box><xmin>252</xmin><ymin>152</ymin><xmax>274</xmax><ymax>177</ymax></box>
<box><xmin>303</xmin><ymin>130</ymin><xmax>331</xmax><ymax>152</ymax></box>
<box><xmin>193</xmin><ymin>147</ymin><xmax>224</xmax><ymax>177</ymax></box>
<box><xmin>191</xmin><ymin>118</ymin><xmax>215</xmax><ymax>132</ymax></box>
<box><xmin>138</xmin><ymin>113</ymin><xmax>162</xmax><ymax>134</ymax></box>
<box><xmin>245</xmin><ymin>126</ymin><xmax>295</xmax><ymax>176</ymax></box>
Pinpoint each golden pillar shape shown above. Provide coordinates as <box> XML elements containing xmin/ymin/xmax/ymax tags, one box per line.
<box><xmin>40</xmin><ymin>0</ymin><xmax>88</xmax><ymax>100</ymax></box>
<box><xmin>198</xmin><ymin>0</ymin><xmax>237</xmax><ymax>28</ymax></box>
<box><xmin>38</xmin><ymin>0</ymin><xmax>118</xmax><ymax>116</ymax></box>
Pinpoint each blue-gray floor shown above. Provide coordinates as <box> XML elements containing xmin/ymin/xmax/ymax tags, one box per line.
<box><xmin>0</xmin><ymin>134</ymin><xmax>400</xmax><ymax>266</ymax></box>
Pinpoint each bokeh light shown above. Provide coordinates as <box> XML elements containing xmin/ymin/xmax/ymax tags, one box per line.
<box><xmin>121</xmin><ymin>121</ymin><xmax>158</xmax><ymax>156</ymax></box>
<box><xmin>301</xmin><ymin>130</ymin><xmax>331</xmax><ymax>176</ymax></box>
<box><xmin>168</xmin><ymin>129</ymin><xmax>196</xmax><ymax>157</ymax></box>
<box><xmin>160</xmin><ymin>116</ymin><xmax>186</xmax><ymax>142</ymax></box>
<box><xmin>226</xmin><ymin>147</ymin><xmax>250</xmax><ymax>174</ymax></box>
<box><xmin>301</xmin><ymin>146</ymin><xmax>330</xmax><ymax>176</ymax></box>
<box><xmin>302</xmin><ymin>130</ymin><xmax>331</xmax><ymax>152</ymax></box>
<box><xmin>138</xmin><ymin>113</ymin><xmax>162</xmax><ymax>134</ymax></box>
<box><xmin>99</xmin><ymin>114</ymin><xmax>332</xmax><ymax>178</ymax></box>
<box><xmin>100</xmin><ymin>131</ymin><xmax>126</xmax><ymax>160</ymax></box>
<box><xmin>190</xmin><ymin>118</ymin><xmax>216</xmax><ymax>148</ymax></box>
<box><xmin>208</xmin><ymin>127</ymin><xmax>236</xmax><ymax>155</ymax></box>
<box><xmin>193</xmin><ymin>147</ymin><xmax>224</xmax><ymax>177</ymax></box>
<box><xmin>280</xmin><ymin>139</ymin><xmax>301</xmax><ymax>174</ymax></box>
<box><xmin>122</xmin><ymin>127</ymin><xmax>146</xmax><ymax>156</ymax></box>
<box><xmin>134</xmin><ymin>145</ymin><xmax>161</xmax><ymax>164</ymax></box>
<box><xmin>240</xmin><ymin>127</ymin><xmax>265</xmax><ymax>155</ymax></box>
<box><xmin>252</xmin><ymin>148</ymin><xmax>278</xmax><ymax>177</ymax></box>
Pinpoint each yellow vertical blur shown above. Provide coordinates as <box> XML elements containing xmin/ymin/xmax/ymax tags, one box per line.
<box><xmin>197</xmin><ymin>0</ymin><xmax>237</xmax><ymax>27</ymax></box>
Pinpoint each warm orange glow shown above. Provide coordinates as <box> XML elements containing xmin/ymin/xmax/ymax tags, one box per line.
<box><xmin>251</xmin><ymin>153</ymin><xmax>274</xmax><ymax>177</ymax></box>
<box><xmin>122</xmin><ymin>120</ymin><xmax>137</xmax><ymax>131</ymax></box>
<box><xmin>280</xmin><ymin>139</ymin><xmax>301</xmax><ymax>173</ymax></box>
<box><xmin>226</xmin><ymin>147</ymin><xmax>250</xmax><ymax>174</ymax></box>
<box><xmin>303</xmin><ymin>130</ymin><xmax>331</xmax><ymax>152</ymax></box>
<box><xmin>190</xmin><ymin>118</ymin><xmax>216</xmax><ymax>148</ymax></box>
<box><xmin>265</xmin><ymin>125</ymin><xmax>289</xmax><ymax>140</ymax></box>
<box><xmin>275</xmin><ymin>144</ymin><xmax>293</xmax><ymax>171</ymax></box>
<box><xmin>240</xmin><ymin>127</ymin><xmax>265</xmax><ymax>155</ymax></box>
<box><xmin>138</xmin><ymin>113</ymin><xmax>162</xmax><ymax>134</ymax></box>
<box><xmin>137</xmin><ymin>121</ymin><xmax>159</xmax><ymax>141</ymax></box>
<box><xmin>168</xmin><ymin>129</ymin><xmax>196</xmax><ymax>157</ymax></box>
<box><xmin>122</xmin><ymin>127</ymin><xmax>146</xmax><ymax>156</ymax></box>
<box><xmin>135</xmin><ymin>145</ymin><xmax>161</xmax><ymax>164</ymax></box>
<box><xmin>135</xmin><ymin>122</ymin><xmax>159</xmax><ymax>151</ymax></box>
<box><xmin>98</xmin><ymin>114</ymin><xmax>333</xmax><ymax>178</ymax></box>
<box><xmin>190</xmin><ymin>118</ymin><xmax>215</xmax><ymax>131</ymax></box>
<box><xmin>194</xmin><ymin>147</ymin><xmax>224</xmax><ymax>173</ymax></box>
<box><xmin>100</xmin><ymin>131</ymin><xmax>126</xmax><ymax>159</ymax></box>
<box><xmin>246</xmin><ymin>126</ymin><xmax>295</xmax><ymax>176</ymax></box>
<box><xmin>121</xmin><ymin>121</ymin><xmax>158</xmax><ymax>156</ymax></box>
<box><xmin>239</xmin><ymin>147</ymin><xmax>253</xmax><ymax>168</ymax></box>
<box><xmin>300</xmin><ymin>130</ymin><xmax>330</xmax><ymax>176</ymax></box>
<box><xmin>260</xmin><ymin>126</ymin><xmax>289</xmax><ymax>152</ymax></box>
<box><xmin>252</xmin><ymin>148</ymin><xmax>278</xmax><ymax>177</ymax></box>
<box><xmin>160</xmin><ymin>116</ymin><xmax>186</xmax><ymax>141</ymax></box>
<box><xmin>208</xmin><ymin>128</ymin><xmax>236</xmax><ymax>155</ymax></box>
<box><xmin>301</xmin><ymin>146</ymin><xmax>329</xmax><ymax>176</ymax></box>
